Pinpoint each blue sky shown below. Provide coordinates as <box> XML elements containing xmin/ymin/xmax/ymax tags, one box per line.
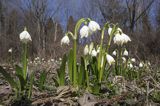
<box><xmin>8</xmin><ymin>0</ymin><xmax>159</xmax><ymax>30</ymax></box>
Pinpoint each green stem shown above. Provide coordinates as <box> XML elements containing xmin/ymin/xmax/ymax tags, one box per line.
<box><xmin>73</xmin><ymin>39</ymin><xmax>77</xmax><ymax>86</ymax></box>
<box><xmin>72</xmin><ymin>18</ymin><xmax>87</xmax><ymax>87</ymax></box>
<box><xmin>23</xmin><ymin>43</ymin><xmax>27</xmax><ymax>80</ymax></box>
<box><xmin>98</xmin><ymin>24</ymin><xmax>116</xmax><ymax>83</ymax></box>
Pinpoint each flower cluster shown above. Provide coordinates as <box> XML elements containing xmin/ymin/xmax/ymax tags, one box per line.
<box><xmin>80</xmin><ymin>21</ymin><xmax>100</xmax><ymax>38</ymax></box>
<box><xmin>109</xmin><ymin>27</ymin><xmax>131</xmax><ymax>46</ymax></box>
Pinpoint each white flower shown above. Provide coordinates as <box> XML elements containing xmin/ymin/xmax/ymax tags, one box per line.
<box><xmin>88</xmin><ymin>21</ymin><xmax>100</xmax><ymax>32</ymax></box>
<box><xmin>19</xmin><ymin>29</ymin><xmax>32</xmax><ymax>43</ymax></box>
<box><xmin>148</xmin><ymin>62</ymin><xmax>151</xmax><ymax>66</ymax></box>
<box><xmin>113</xmin><ymin>33</ymin><xmax>131</xmax><ymax>46</ymax></box>
<box><xmin>59</xmin><ymin>58</ymin><xmax>62</xmax><ymax>61</ymax></box>
<box><xmin>8</xmin><ymin>48</ymin><xmax>12</xmax><ymax>53</ymax></box>
<box><xmin>108</xmin><ymin>27</ymin><xmax>112</xmax><ymax>36</ymax></box>
<box><xmin>84</xmin><ymin>45</ymin><xmax>89</xmax><ymax>55</ymax></box>
<box><xmin>96</xmin><ymin>47</ymin><xmax>100</xmax><ymax>53</ymax></box>
<box><xmin>112</xmin><ymin>50</ymin><xmax>116</xmax><ymax>56</ymax></box>
<box><xmin>129</xmin><ymin>63</ymin><xmax>133</xmax><ymax>68</ymax></box>
<box><xmin>51</xmin><ymin>59</ymin><xmax>54</xmax><ymax>62</ymax></box>
<box><xmin>80</xmin><ymin>25</ymin><xmax>90</xmax><ymax>38</ymax></box>
<box><xmin>89</xmin><ymin>42</ymin><xmax>94</xmax><ymax>54</ymax></box>
<box><xmin>35</xmin><ymin>57</ymin><xmax>40</xmax><ymax>61</ymax></box>
<box><xmin>42</xmin><ymin>58</ymin><xmax>45</xmax><ymax>61</ymax></box>
<box><xmin>121</xmin><ymin>33</ymin><xmax>131</xmax><ymax>44</ymax></box>
<box><xmin>139</xmin><ymin>62</ymin><xmax>143</xmax><ymax>68</ymax></box>
<box><xmin>61</xmin><ymin>35</ymin><xmax>70</xmax><ymax>45</ymax></box>
<box><xmin>117</xmin><ymin>28</ymin><xmax>122</xmax><ymax>33</ymax></box>
<box><xmin>131</xmin><ymin>58</ymin><xmax>136</xmax><ymax>62</ymax></box>
<box><xmin>113</xmin><ymin>33</ymin><xmax>124</xmax><ymax>46</ymax></box>
<box><xmin>106</xmin><ymin>54</ymin><xmax>115</xmax><ymax>66</ymax></box>
<box><xmin>123</xmin><ymin>49</ymin><xmax>128</xmax><ymax>56</ymax></box>
<box><xmin>91</xmin><ymin>49</ymin><xmax>97</xmax><ymax>57</ymax></box>
<box><xmin>122</xmin><ymin>57</ymin><xmax>126</xmax><ymax>63</ymax></box>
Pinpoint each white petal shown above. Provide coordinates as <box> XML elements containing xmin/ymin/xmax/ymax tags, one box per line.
<box><xmin>108</xmin><ymin>27</ymin><xmax>112</xmax><ymax>36</ymax></box>
<box><xmin>80</xmin><ymin>25</ymin><xmax>89</xmax><ymax>38</ymax></box>
<box><xmin>84</xmin><ymin>45</ymin><xmax>89</xmax><ymax>55</ymax></box>
<box><xmin>112</xmin><ymin>50</ymin><xmax>116</xmax><ymax>56</ymax></box>
<box><xmin>91</xmin><ymin>49</ymin><xmax>97</xmax><ymax>57</ymax></box>
<box><xmin>123</xmin><ymin>50</ymin><xmax>128</xmax><ymax>56</ymax></box>
<box><xmin>19</xmin><ymin>30</ymin><xmax>32</xmax><ymax>43</ymax></box>
<box><xmin>88</xmin><ymin>21</ymin><xmax>100</xmax><ymax>32</ymax></box>
<box><xmin>61</xmin><ymin>35</ymin><xmax>70</xmax><ymax>45</ymax></box>
<box><xmin>106</xmin><ymin>54</ymin><xmax>115</xmax><ymax>66</ymax></box>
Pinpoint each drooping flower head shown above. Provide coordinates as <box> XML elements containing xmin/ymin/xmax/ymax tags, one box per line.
<box><xmin>131</xmin><ymin>58</ymin><xmax>136</xmax><ymax>62</ymax></box>
<box><xmin>112</xmin><ymin>26</ymin><xmax>131</xmax><ymax>46</ymax></box>
<box><xmin>84</xmin><ymin>45</ymin><xmax>89</xmax><ymax>55</ymax></box>
<box><xmin>8</xmin><ymin>48</ymin><xmax>12</xmax><ymax>53</ymax></box>
<box><xmin>112</xmin><ymin>50</ymin><xmax>117</xmax><ymax>56</ymax></box>
<box><xmin>61</xmin><ymin>35</ymin><xmax>70</xmax><ymax>45</ymax></box>
<box><xmin>19</xmin><ymin>27</ymin><xmax>32</xmax><ymax>43</ymax></box>
<box><xmin>108</xmin><ymin>27</ymin><xmax>112</xmax><ymax>36</ymax></box>
<box><xmin>122</xmin><ymin>57</ymin><xmax>126</xmax><ymax>63</ymax></box>
<box><xmin>113</xmin><ymin>33</ymin><xmax>124</xmax><ymax>46</ymax></box>
<box><xmin>139</xmin><ymin>62</ymin><xmax>143</xmax><ymax>68</ymax></box>
<box><xmin>123</xmin><ymin>49</ymin><xmax>128</xmax><ymax>56</ymax></box>
<box><xmin>121</xmin><ymin>33</ymin><xmax>131</xmax><ymax>44</ymax></box>
<box><xmin>80</xmin><ymin>25</ymin><xmax>90</xmax><ymax>38</ymax></box>
<box><xmin>91</xmin><ymin>49</ymin><xmax>97</xmax><ymax>57</ymax></box>
<box><xmin>88</xmin><ymin>21</ymin><xmax>100</xmax><ymax>32</ymax></box>
<box><xmin>106</xmin><ymin>54</ymin><xmax>115</xmax><ymax>66</ymax></box>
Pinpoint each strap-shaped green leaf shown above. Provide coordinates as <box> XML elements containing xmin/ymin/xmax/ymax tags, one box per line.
<box><xmin>28</xmin><ymin>71</ymin><xmax>35</xmax><ymax>99</ymax></box>
<box><xmin>15</xmin><ymin>65</ymin><xmax>23</xmax><ymax>77</ymax></box>
<box><xmin>39</xmin><ymin>71</ymin><xmax>47</xmax><ymax>90</ymax></box>
<box><xmin>57</xmin><ymin>54</ymin><xmax>67</xmax><ymax>86</ymax></box>
<box><xmin>0</xmin><ymin>66</ymin><xmax>18</xmax><ymax>89</ymax></box>
<box><xmin>78</xmin><ymin>57</ymin><xmax>86</xmax><ymax>87</ymax></box>
<box><xmin>68</xmin><ymin>49</ymin><xmax>73</xmax><ymax>83</ymax></box>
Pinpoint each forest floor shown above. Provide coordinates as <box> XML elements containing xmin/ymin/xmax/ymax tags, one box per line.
<box><xmin>0</xmin><ymin>60</ymin><xmax>160</xmax><ymax>106</ymax></box>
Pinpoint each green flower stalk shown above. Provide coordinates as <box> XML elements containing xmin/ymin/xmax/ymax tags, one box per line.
<box><xmin>65</xmin><ymin>18</ymin><xmax>91</xmax><ymax>87</ymax></box>
<box><xmin>98</xmin><ymin>23</ymin><xmax>117</xmax><ymax>83</ymax></box>
<box><xmin>19</xmin><ymin>27</ymin><xmax>32</xmax><ymax>79</ymax></box>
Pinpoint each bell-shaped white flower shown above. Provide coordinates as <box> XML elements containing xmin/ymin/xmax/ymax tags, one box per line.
<box><xmin>113</xmin><ymin>33</ymin><xmax>124</xmax><ymax>46</ymax></box>
<box><xmin>122</xmin><ymin>57</ymin><xmax>126</xmax><ymax>63</ymax></box>
<box><xmin>121</xmin><ymin>33</ymin><xmax>131</xmax><ymax>44</ymax></box>
<box><xmin>131</xmin><ymin>58</ymin><xmax>136</xmax><ymax>62</ymax></box>
<box><xmin>8</xmin><ymin>48</ymin><xmax>12</xmax><ymax>53</ymax></box>
<box><xmin>84</xmin><ymin>45</ymin><xmax>89</xmax><ymax>55</ymax></box>
<box><xmin>96</xmin><ymin>46</ymin><xmax>100</xmax><ymax>53</ymax></box>
<box><xmin>80</xmin><ymin>25</ymin><xmax>90</xmax><ymax>38</ymax></box>
<box><xmin>51</xmin><ymin>59</ymin><xmax>54</xmax><ymax>62</ymax></box>
<box><xmin>19</xmin><ymin>29</ymin><xmax>32</xmax><ymax>43</ymax></box>
<box><xmin>148</xmin><ymin>62</ymin><xmax>151</xmax><ymax>66</ymax></box>
<box><xmin>88</xmin><ymin>21</ymin><xmax>100</xmax><ymax>32</ymax></box>
<box><xmin>89</xmin><ymin>42</ymin><xmax>94</xmax><ymax>54</ymax></box>
<box><xmin>108</xmin><ymin>27</ymin><xmax>112</xmax><ymax>36</ymax></box>
<box><xmin>117</xmin><ymin>28</ymin><xmax>122</xmax><ymax>33</ymax></box>
<box><xmin>91</xmin><ymin>49</ymin><xmax>97</xmax><ymax>57</ymax></box>
<box><xmin>139</xmin><ymin>62</ymin><xmax>143</xmax><ymax>68</ymax></box>
<box><xmin>106</xmin><ymin>54</ymin><xmax>115</xmax><ymax>66</ymax></box>
<box><xmin>123</xmin><ymin>49</ymin><xmax>128</xmax><ymax>56</ymax></box>
<box><xmin>129</xmin><ymin>63</ymin><xmax>133</xmax><ymax>68</ymax></box>
<box><xmin>61</xmin><ymin>35</ymin><xmax>70</xmax><ymax>45</ymax></box>
<box><xmin>112</xmin><ymin>50</ymin><xmax>116</xmax><ymax>56</ymax></box>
